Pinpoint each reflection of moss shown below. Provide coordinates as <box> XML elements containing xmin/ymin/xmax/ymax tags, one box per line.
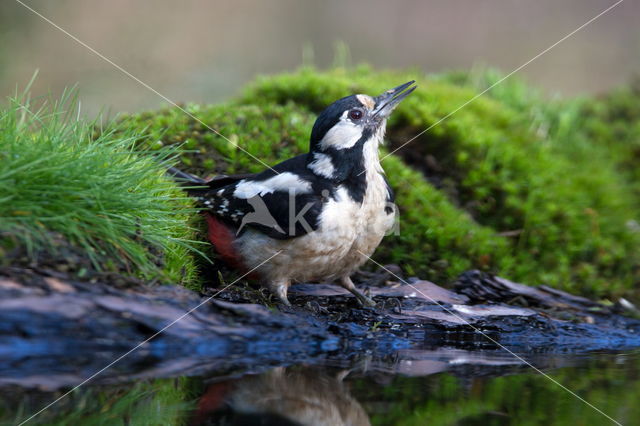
<box><xmin>353</xmin><ymin>356</ymin><xmax>640</xmax><ymax>425</ymax></box>
<box><xmin>122</xmin><ymin>67</ymin><xmax>640</xmax><ymax>297</ymax></box>
<box><xmin>2</xmin><ymin>378</ymin><xmax>200</xmax><ymax>425</ymax></box>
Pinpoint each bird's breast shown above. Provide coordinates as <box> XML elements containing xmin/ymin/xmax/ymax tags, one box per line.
<box><xmin>231</xmin><ymin>171</ymin><xmax>395</xmax><ymax>282</ymax></box>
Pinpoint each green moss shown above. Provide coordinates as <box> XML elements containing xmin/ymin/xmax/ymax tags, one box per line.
<box><xmin>435</xmin><ymin>69</ymin><xmax>640</xmax><ymax>294</ymax></box>
<box><xmin>120</xmin><ymin>97</ymin><xmax>504</xmax><ymax>285</ymax></box>
<box><xmin>123</xmin><ymin>103</ymin><xmax>314</xmax><ymax>176</ymax></box>
<box><xmin>579</xmin><ymin>80</ymin><xmax>640</xmax><ymax>192</ymax></box>
<box><xmin>239</xmin><ymin>68</ymin><xmax>640</xmax><ymax>296</ymax></box>
<box><xmin>0</xmin><ymin>90</ymin><xmax>200</xmax><ymax>289</ymax></box>
<box><xmin>376</xmin><ymin>155</ymin><xmax>510</xmax><ymax>280</ymax></box>
<box><xmin>121</xmin><ymin>67</ymin><xmax>640</xmax><ymax>298</ymax></box>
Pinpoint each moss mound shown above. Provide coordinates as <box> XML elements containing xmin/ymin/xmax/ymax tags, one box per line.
<box><xmin>121</xmin><ymin>67</ymin><xmax>640</xmax><ymax>298</ymax></box>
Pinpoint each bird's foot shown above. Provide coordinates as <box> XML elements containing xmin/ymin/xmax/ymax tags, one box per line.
<box><xmin>354</xmin><ymin>292</ymin><xmax>376</xmax><ymax>308</ymax></box>
<box><xmin>269</xmin><ymin>281</ymin><xmax>292</xmax><ymax>307</ymax></box>
<box><xmin>353</xmin><ymin>290</ymin><xmax>376</xmax><ymax>307</ymax></box>
<box><xmin>339</xmin><ymin>276</ymin><xmax>377</xmax><ymax>308</ymax></box>
<box><xmin>278</xmin><ymin>296</ymin><xmax>292</xmax><ymax>307</ymax></box>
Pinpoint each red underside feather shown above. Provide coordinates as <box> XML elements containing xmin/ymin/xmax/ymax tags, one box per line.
<box><xmin>204</xmin><ymin>213</ymin><xmax>258</xmax><ymax>278</ymax></box>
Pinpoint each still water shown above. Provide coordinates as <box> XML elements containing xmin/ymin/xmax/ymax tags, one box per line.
<box><xmin>1</xmin><ymin>349</ymin><xmax>638</xmax><ymax>426</ymax></box>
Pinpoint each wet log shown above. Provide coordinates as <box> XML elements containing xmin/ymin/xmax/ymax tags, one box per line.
<box><xmin>1</xmin><ymin>266</ymin><xmax>639</xmax><ymax>390</ymax></box>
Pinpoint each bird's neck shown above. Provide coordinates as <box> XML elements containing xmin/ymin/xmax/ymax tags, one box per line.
<box><xmin>307</xmin><ymin>132</ymin><xmax>383</xmax><ymax>183</ymax></box>
<box><xmin>307</xmin><ymin>129</ymin><xmax>385</xmax><ymax>204</ymax></box>
<box><xmin>361</xmin><ymin>133</ymin><xmax>384</xmax><ymax>176</ymax></box>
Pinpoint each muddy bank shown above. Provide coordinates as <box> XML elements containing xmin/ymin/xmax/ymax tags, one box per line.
<box><xmin>1</xmin><ymin>266</ymin><xmax>639</xmax><ymax>390</ymax></box>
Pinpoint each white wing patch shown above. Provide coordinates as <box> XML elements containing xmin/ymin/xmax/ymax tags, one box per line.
<box><xmin>307</xmin><ymin>152</ymin><xmax>336</xmax><ymax>178</ymax></box>
<box><xmin>233</xmin><ymin>172</ymin><xmax>312</xmax><ymax>199</ymax></box>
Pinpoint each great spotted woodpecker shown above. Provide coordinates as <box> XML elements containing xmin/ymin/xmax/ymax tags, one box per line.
<box><xmin>170</xmin><ymin>81</ymin><xmax>416</xmax><ymax>306</ymax></box>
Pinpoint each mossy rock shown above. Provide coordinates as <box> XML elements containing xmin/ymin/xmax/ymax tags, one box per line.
<box><xmin>121</xmin><ymin>67</ymin><xmax>640</xmax><ymax>298</ymax></box>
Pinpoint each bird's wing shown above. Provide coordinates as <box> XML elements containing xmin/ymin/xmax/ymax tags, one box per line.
<box><xmin>199</xmin><ymin>183</ymin><xmax>325</xmax><ymax>240</ymax></box>
<box><xmin>192</xmin><ymin>155</ymin><xmax>330</xmax><ymax>240</ymax></box>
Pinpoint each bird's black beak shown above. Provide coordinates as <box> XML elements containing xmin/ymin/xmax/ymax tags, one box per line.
<box><xmin>372</xmin><ymin>80</ymin><xmax>417</xmax><ymax>119</ymax></box>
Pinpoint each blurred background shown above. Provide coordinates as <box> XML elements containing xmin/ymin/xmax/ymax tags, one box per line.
<box><xmin>1</xmin><ymin>0</ymin><xmax>638</xmax><ymax>116</ymax></box>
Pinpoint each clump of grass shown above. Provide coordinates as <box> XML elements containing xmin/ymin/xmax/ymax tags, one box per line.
<box><xmin>0</xmin><ymin>88</ymin><xmax>199</xmax><ymax>286</ymax></box>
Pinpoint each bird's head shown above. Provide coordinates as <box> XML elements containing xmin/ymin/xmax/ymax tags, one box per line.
<box><xmin>309</xmin><ymin>81</ymin><xmax>416</xmax><ymax>153</ymax></box>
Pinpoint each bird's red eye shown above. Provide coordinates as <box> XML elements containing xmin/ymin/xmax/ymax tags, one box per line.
<box><xmin>348</xmin><ymin>109</ymin><xmax>363</xmax><ymax>120</ymax></box>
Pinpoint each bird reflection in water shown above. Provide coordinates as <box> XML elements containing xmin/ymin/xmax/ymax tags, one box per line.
<box><xmin>191</xmin><ymin>366</ymin><xmax>370</xmax><ymax>426</ymax></box>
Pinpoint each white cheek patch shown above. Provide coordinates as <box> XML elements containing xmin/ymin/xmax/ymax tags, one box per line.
<box><xmin>307</xmin><ymin>152</ymin><xmax>336</xmax><ymax>178</ymax></box>
<box><xmin>319</xmin><ymin>111</ymin><xmax>363</xmax><ymax>150</ymax></box>
<box><xmin>233</xmin><ymin>172</ymin><xmax>312</xmax><ymax>198</ymax></box>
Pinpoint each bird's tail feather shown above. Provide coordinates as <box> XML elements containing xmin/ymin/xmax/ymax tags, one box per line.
<box><xmin>167</xmin><ymin>166</ymin><xmax>255</xmax><ymax>196</ymax></box>
<box><xmin>166</xmin><ymin>167</ymin><xmax>210</xmax><ymax>198</ymax></box>
<box><xmin>167</xmin><ymin>167</ymin><xmax>207</xmax><ymax>185</ymax></box>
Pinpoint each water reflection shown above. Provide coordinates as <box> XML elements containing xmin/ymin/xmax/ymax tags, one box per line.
<box><xmin>190</xmin><ymin>351</ymin><xmax>640</xmax><ymax>425</ymax></box>
<box><xmin>2</xmin><ymin>350</ymin><xmax>639</xmax><ymax>425</ymax></box>
<box><xmin>192</xmin><ymin>366</ymin><xmax>370</xmax><ymax>426</ymax></box>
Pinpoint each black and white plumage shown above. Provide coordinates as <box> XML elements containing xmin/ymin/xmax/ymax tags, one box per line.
<box><xmin>171</xmin><ymin>81</ymin><xmax>416</xmax><ymax>306</ymax></box>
